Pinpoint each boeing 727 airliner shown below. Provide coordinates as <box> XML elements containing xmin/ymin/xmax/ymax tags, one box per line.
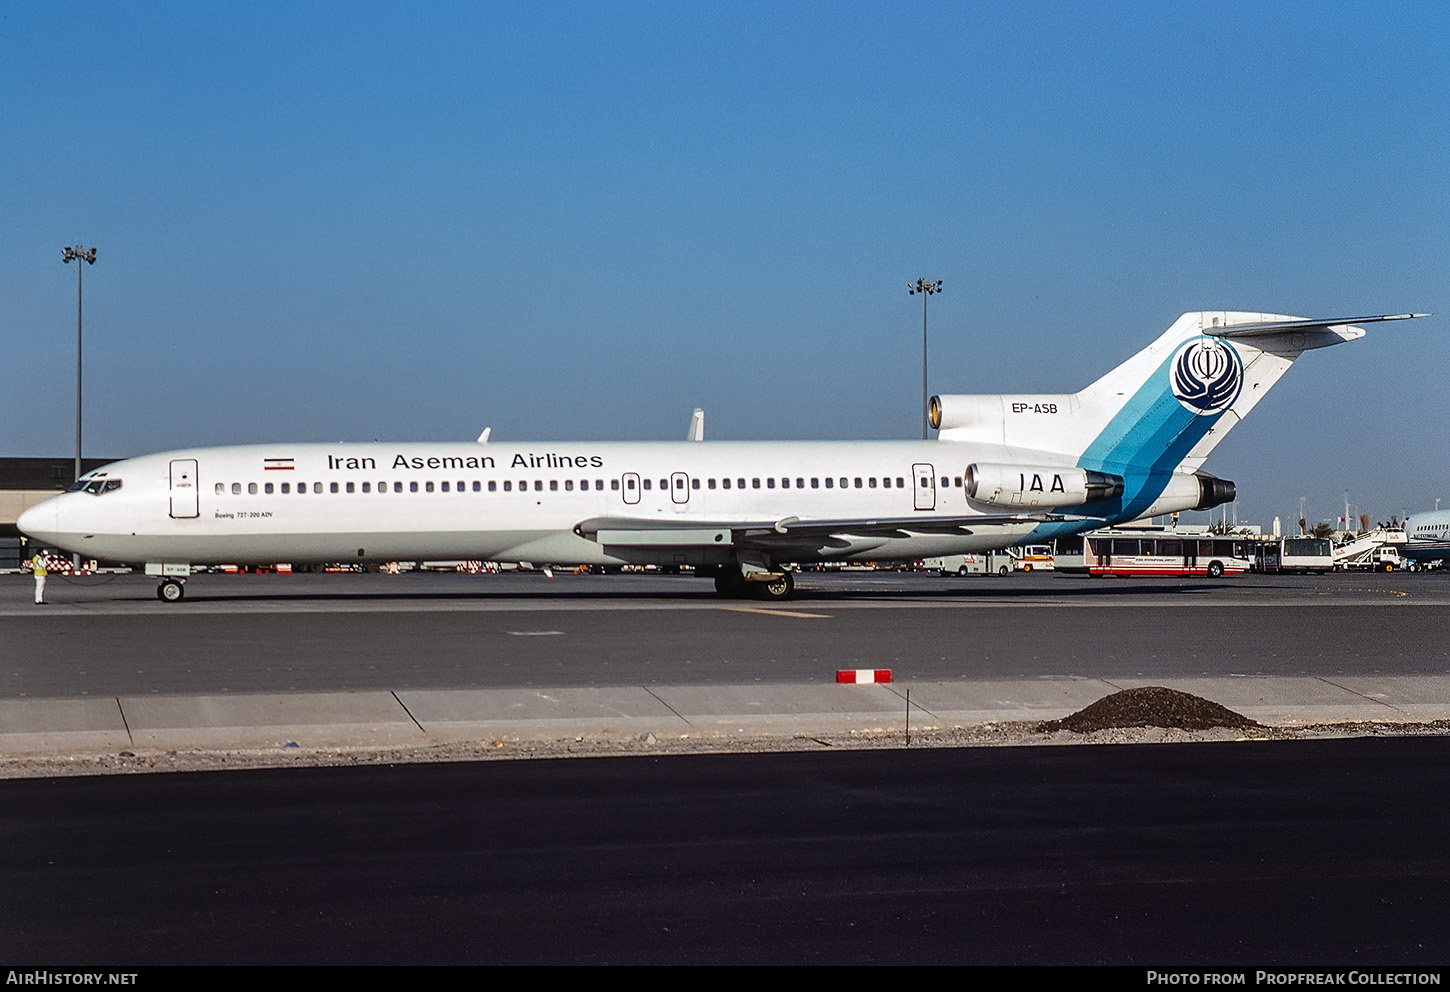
<box><xmin>18</xmin><ymin>311</ymin><xmax>1423</xmax><ymax>601</ymax></box>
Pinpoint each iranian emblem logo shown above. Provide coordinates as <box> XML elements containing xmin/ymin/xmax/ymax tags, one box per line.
<box><xmin>1171</xmin><ymin>338</ymin><xmax>1242</xmax><ymax>415</ymax></box>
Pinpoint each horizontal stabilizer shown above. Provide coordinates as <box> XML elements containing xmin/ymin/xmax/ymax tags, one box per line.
<box><xmin>1208</xmin><ymin>313</ymin><xmax>1426</xmax><ymax>338</ymax></box>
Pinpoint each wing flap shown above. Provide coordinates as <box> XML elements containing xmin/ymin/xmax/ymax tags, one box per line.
<box><xmin>575</xmin><ymin>512</ymin><xmax>1073</xmax><ymax>549</ymax></box>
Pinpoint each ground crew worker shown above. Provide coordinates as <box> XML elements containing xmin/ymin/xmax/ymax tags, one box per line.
<box><xmin>29</xmin><ymin>553</ymin><xmax>47</xmax><ymax>605</ymax></box>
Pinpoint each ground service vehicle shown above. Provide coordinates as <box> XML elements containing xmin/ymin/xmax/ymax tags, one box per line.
<box><xmin>1055</xmin><ymin>529</ymin><xmax>1252</xmax><ymax>577</ymax></box>
<box><xmin>1254</xmin><ymin>538</ymin><xmax>1334</xmax><ymax>574</ymax></box>
<box><xmin>924</xmin><ymin>551</ymin><xmax>1015</xmax><ymax>576</ymax></box>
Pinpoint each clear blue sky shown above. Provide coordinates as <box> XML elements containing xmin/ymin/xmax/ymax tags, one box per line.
<box><xmin>3</xmin><ymin>2</ymin><xmax>1446</xmax><ymax>529</ymax></box>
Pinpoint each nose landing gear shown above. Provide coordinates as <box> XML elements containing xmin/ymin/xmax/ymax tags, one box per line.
<box><xmin>157</xmin><ymin>578</ymin><xmax>186</xmax><ymax>602</ymax></box>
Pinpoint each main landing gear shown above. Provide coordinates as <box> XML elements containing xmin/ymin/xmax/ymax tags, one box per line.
<box><xmin>157</xmin><ymin>578</ymin><xmax>186</xmax><ymax>602</ymax></box>
<box><xmin>711</xmin><ymin>564</ymin><xmax>795</xmax><ymax>601</ymax></box>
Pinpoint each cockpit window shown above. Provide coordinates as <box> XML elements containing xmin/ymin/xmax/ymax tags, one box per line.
<box><xmin>68</xmin><ymin>478</ymin><xmax>122</xmax><ymax>495</ymax></box>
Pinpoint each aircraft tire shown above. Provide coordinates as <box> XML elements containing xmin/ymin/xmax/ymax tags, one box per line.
<box><xmin>157</xmin><ymin>579</ymin><xmax>185</xmax><ymax>603</ymax></box>
<box><xmin>754</xmin><ymin>571</ymin><xmax>794</xmax><ymax>601</ymax></box>
<box><xmin>714</xmin><ymin>566</ymin><xmax>749</xmax><ymax>598</ymax></box>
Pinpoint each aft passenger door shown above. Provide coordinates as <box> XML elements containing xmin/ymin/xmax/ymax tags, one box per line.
<box><xmin>169</xmin><ymin>459</ymin><xmax>199</xmax><ymax>519</ymax></box>
<box><xmin>912</xmin><ymin>463</ymin><xmax>935</xmax><ymax>510</ymax></box>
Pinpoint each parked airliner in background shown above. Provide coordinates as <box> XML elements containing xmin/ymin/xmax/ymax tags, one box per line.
<box><xmin>1402</xmin><ymin>510</ymin><xmax>1450</xmax><ymax>567</ymax></box>
<box><xmin>19</xmin><ymin>311</ymin><xmax>1423</xmax><ymax>601</ymax></box>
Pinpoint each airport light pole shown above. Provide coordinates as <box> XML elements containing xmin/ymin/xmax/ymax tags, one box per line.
<box><xmin>62</xmin><ymin>245</ymin><xmax>97</xmax><ymax>484</ymax></box>
<box><xmin>908</xmin><ymin>278</ymin><xmax>942</xmax><ymax>439</ymax></box>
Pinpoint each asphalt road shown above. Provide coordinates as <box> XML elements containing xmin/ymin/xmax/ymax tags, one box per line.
<box><xmin>3</xmin><ymin>570</ymin><xmax>1448</xmax><ymax>698</ymax></box>
<box><xmin>5</xmin><ymin>570</ymin><xmax>1448</xmax><ymax>968</ymax></box>
<box><xmin>4</xmin><ymin>736</ymin><xmax>1448</xmax><ymax>965</ymax></box>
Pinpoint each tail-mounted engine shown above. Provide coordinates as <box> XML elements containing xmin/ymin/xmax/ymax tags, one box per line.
<box><xmin>1194</xmin><ymin>473</ymin><xmax>1236</xmax><ymax>510</ymax></box>
<box><xmin>966</xmin><ymin>463</ymin><xmax>1124</xmax><ymax>508</ymax></box>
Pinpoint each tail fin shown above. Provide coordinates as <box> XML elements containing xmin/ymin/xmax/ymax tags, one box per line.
<box><xmin>934</xmin><ymin>312</ymin><xmax>1421</xmax><ymax>474</ymax></box>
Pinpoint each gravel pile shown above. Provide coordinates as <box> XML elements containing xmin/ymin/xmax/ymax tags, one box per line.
<box><xmin>1037</xmin><ymin>686</ymin><xmax>1259</xmax><ymax>733</ymax></box>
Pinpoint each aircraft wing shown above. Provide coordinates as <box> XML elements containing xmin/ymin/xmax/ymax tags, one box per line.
<box><xmin>573</xmin><ymin>512</ymin><xmax>1074</xmax><ymax>549</ymax></box>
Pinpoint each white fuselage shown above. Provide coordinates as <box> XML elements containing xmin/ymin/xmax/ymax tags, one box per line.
<box><xmin>1403</xmin><ymin>510</ymin><xmax>1450</xmax><ymax>565</ymax></box>
<box><xmin>18</xmin><ymin>439</ymin><xmax>1188</xmax><ymax>569</ymax></box>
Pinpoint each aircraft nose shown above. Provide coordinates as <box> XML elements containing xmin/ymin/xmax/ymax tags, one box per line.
<box><xmin>16</xmin><ymin>500</ymin><xmax>59</xmax><ymax>543</ymax></box>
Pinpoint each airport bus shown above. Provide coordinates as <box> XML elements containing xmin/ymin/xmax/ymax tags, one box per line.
<box><xmin>1253</xmin><ymin>537</ymin><xmax>1335</xmax><ymax>574</ymax></box>
<box><xmin>1054</xmin><ymin>529</ymin><xmax>1254</xmax><ymax>577</ymax></box>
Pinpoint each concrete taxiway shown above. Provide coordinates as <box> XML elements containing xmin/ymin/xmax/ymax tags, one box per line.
<box><xmin>2</xmin><ymin>570</ymin><xmax>1448</xmax><ymax>768</ymax></box>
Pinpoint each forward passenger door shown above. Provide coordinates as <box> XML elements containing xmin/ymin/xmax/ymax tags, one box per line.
<box><xmin>169</xmin><ymin>459</ymin><xmax>199</xmax><ymax>519</ymax></box>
